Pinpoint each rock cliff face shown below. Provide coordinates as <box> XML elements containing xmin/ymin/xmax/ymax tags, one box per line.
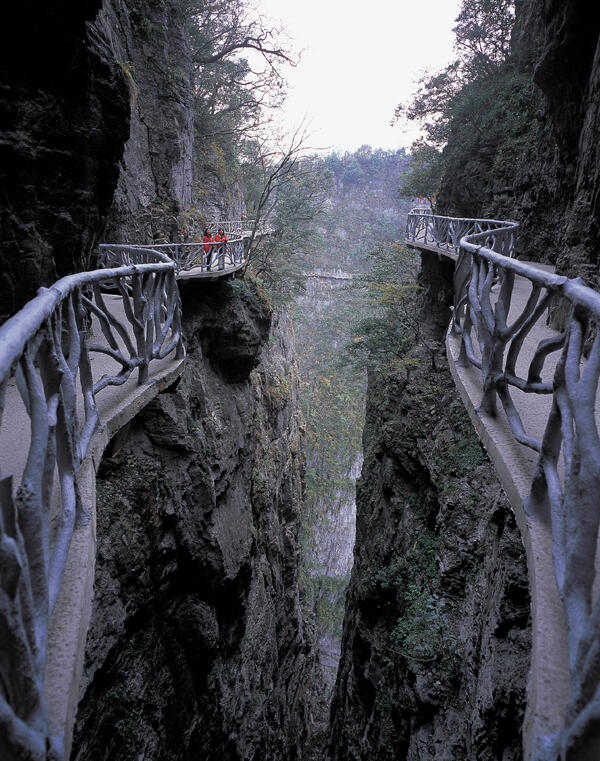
<box><xmin>101</xmin><ymin>0</ymin><xmax>245</xmax><ymax>244</ymax></box>
<box><xmin>72</xmin><ymin>279</ymin><xmax>316</xmax><ymax>761</ymax></box>
<box><xmin>329</xmin><ymin>264</ymin><xmax>531</xmax><ymax>761</ymax></box>
<box><xmin>0</xmin><ymin>0</ymin><xmax>130</xmax><ymax>321</ymax></box>
<box><xmin>437</xmin><ymin>1</ymin><xmax>600</xmax><ymax>282</ymax></box>
<box><xmin>99</xmin><ymin>0</ymin><xmax>195</xmax><ymax>243</ymax></box>
<box><xmin>1</xmin><ymin>2</ymin><xmax>311</xmax><ymax>755</ymax></box>
<box><xmin>0</xmin><ymin>0</ymin><xmax>246</xmax><ymax>323</ymax></box>
<box><xmin>526</xmin><ymin>1</ymin><xmax>600</xmax><ymax>286</ymax></box>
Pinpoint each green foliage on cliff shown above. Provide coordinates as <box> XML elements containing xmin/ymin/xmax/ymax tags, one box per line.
<box><xmin>296</xmin><ymin>278</ymin><xmax>366</xmax><ymax>594</ymax></box>
<box><xmin>179</xmin><ymin>0</ymin><xmax>307</xmax><ymax>257</ymax></box>
<box><xmin>369</xmin><ymin>523</ymin><xmax>460</xmax><ymax>680</ymax></box>
<box><xmin>390</xmin><ymin>587</ymin><xmax>460</xmax><ymax>678</ymax></box>
<box><xmin>242</xmin><ymin>148</ymin><xmax>334</xmax><ymax>301</ymax></box>
<box><xmin>241</xmin><ymin>144</ymin><xmax>411</xmax><ymax>301</ymax></box>
<box><xmin>398</xmin><ymin>140</ymin><xmax>443</xmax><ymax>199</ymax></box>
<box><xmin>188</xmin><ymin>0</ymin><xmax>292</xmax><ymax>144</ymax></box>
<box><xmin>396</xmin><ymin>0</ymin><xmax>544</xmax><ymax>217</ymax></box>
<box><xmin>320</xmin><ymin>145</ymin><xmax>411</xmax><ymax>196</ymax></box>
<box><xmin>398</xmin><ymin>0</ymin><xmax>515</xmax><ymax>149</ymax></box>
<box><xmin>301</xmin><ymin>573</ymin><xmax>348</xmax><ymax>641</ymax></box>
<box><xmin>437</xmin><ymin>68</ymin><xmax>542</xmax><ymax>215</ymax></box>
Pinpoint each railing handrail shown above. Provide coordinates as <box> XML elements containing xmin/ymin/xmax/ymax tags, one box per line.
<box><xmin>137</xmin><ymin>237</ymin><xmax>244</xmax><ymax>246</ymax></box>
<box><xmin>0</xmin><ymin>216</ymin><xmax>263</xmax><ymax>758</ymax></box>
<box><xmin>461</xmin><ymin>231</ymin><xmax>600</xmax><ymax>314</ymax></box>
<box><xmin>210</xmin><ymin>218</ymin><xmax>253</xmax><ymax>225</ymax></box>
<box><xmin>0</xmin><ymin>261</ymin><xmax>175</xmax><ymax>375</ymax></box>
<box><xmin>100</xmin><ymin>235</ymin><xmax>249</xmax><ymax>276</ymax></box>
<box><xmin>406</xmin><ymin>210</ymin><xmax>518</xmax><ymax>259</ymax></box>
<box><xmin>407</xmin><ymin>209</ymin><xmax>600</xmax><ymax>315</ymax></box>
<box><xmin>95</xmin><ymin>243</ymin><xmax>173</xmax><ymax>262</ymax></box>
<box><xmin>405</xmin><ymin>209</ymin><xmax>600</xmax><ymax>761</ymax></box>
<box><xmin>409</xmin><ymin>208</ymin><xmax>517</xmax><ymax>226</ymax></box>
<box><xmin>206</xmin><ymin>218</ymin><xmax>269</xmax><ymax>234</ymax></box>
<box><xmin>0</xmin><ymin>254</ymin><xmax>185</xmax><ymax>760</ymax></box>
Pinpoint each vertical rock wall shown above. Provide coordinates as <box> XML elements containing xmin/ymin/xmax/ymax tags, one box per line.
<box><xmin>100</xmin><ymin>0</ymin><xmax>195</xmax><ymax>243</ymax></box>
<box><xmin>100</xmin><ymin>0</ymin><xmax>246</xmax><ymax>244</ymax></box>
<box><xmin>527</xmin><ymin>1</ymin><xmax>600</xmax><ymax>285</ymax></box>
<box><xmin>72</xmin><ymin>280</ymin><xmax>317</xmax><ymax>761</ymax></box>
<box><xmin>1</xmin><ymin>2</ymin><xmax>310</xmax><ymax>757</ymax></box>
<box><xmin>437</xmin><ymin>1</ymin><xmax>600</xmax><ymax>280</ymax></box>
<box><xmin>0</xmin><ymin>0</ymin><xmax>247</xmax><ymax>324</ymax></box>
<box><xmin>0</xmin><ymin>1</ymin><xmax>130</xmax><ymax>321</ymax></box>
<box><xmin>329</xmin><ymin>261</ymin><xmax>531</xmax><ymax>761</ymax></box>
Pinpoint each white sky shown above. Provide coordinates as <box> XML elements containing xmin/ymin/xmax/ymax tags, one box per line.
<box><xmin>253</xmin><ymin>0</ymin><xmax>462</xmax><ymax>153</ymax></box>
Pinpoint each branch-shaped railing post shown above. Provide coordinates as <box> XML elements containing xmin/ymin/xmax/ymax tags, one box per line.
<box><xmin>0</xmin><ymin>220</ymin><xmax>258</xmax><ymax>758</ymax></box>
<box><xmin>405</xmin><ymin>209</ymin><xmax>600</xmax><ymax>760</ymax></box>
<box><xmin>0</xmin><ymin>254</ymin><xmax>184</xmax><ymax>759</ymax></box>
<box><xmin>100</xmin><ymin>237</ymin><xmax>249</xmax><ymax>277</ymax></box>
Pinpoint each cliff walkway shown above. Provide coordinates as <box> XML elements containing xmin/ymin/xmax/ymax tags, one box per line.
<box><xmin>0</xmin><ymin>224</ymin><xmax>258</xmax><ymax>760</ymax></box>
<box><xmin>2</xmin><ymin>207</ymin><xmax>598</xmax><ymax>760</ymax></box>
<box><xmin>100</xmin><ymin>217</ymin><xmax>270</xmax><ymax>281</ymax></box>
<box><xmin>406</xmin><ymin>210</ymin><xmax>600</xmax><ymax>760</ymax></box>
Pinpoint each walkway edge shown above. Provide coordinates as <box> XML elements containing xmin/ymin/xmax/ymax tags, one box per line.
<box><xmin>446</xmin><ymin>326</ymin><xmax>569</xmax><ymax>757</ymax></box>
<box><xmin>44</xmin><ymin>355</ymin><xmax>186</xmax><ymax>760</ymax></box>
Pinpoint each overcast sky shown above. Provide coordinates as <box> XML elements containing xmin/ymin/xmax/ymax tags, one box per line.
<box><xmin>253</xmin><ymin>0</ymin><xmax>462</xmax><ymax>153</ymax></box>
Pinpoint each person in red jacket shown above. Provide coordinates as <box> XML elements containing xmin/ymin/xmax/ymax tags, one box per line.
<box><xmin>215</xmin><ymin>227</ymin><xmax>228</xmax><ymax>268</ymax></box>
<box><xmin>203</xmin><ymin>227</ymin><xmax>215</xmax><ymax>269</ymax></box>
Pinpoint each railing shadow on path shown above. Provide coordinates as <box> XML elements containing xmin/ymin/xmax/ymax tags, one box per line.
<box><xmin>406</xmin><ymin>209</ymin><xmax>600</xmax><ymax>761</ymax></box>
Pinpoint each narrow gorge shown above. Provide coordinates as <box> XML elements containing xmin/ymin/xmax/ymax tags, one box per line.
<box><xmin>1</xmin><ymin>1</ymin><xmax>600</xmax><ymax>760</ymax></box>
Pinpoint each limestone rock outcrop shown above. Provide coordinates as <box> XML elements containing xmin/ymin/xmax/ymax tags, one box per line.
<box><xmin>72</xmin><ymin>280</ymin><xmax>317</xmax><ymax>761</ymax></box>
<box><xmin>329</xmin><ymin>270</ymin><xmax>531</xmax><ymax>761</ymax></box>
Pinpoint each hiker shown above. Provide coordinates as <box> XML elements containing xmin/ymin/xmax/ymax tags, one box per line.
<box><xmin>203</xmin><ymin>227</ymin><xmax>214</xmax><ymax>268</ymax></box>
<box><xmin>216</xmin><ymin>227</ymin><xmax>228</xmax><ymax>268</ymax></box>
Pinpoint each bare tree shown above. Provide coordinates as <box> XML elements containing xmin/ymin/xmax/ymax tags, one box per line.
<box><xmin>189</xmin><ymin>0</ymin><xmax>297</xmax><ymax>143</ymax></box>
<box><xmin>188</xmin><ymin>0</ymin><xmax>295</xmax><ymax>65</ymax></box>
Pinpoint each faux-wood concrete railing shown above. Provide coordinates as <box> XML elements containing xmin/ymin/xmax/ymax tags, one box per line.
<box><xmin>0</xmin><ymin>247</ymin><xmax>190</xmax><ymax>759</ymax></box>
<box><xmin>99</xmin><ymin>216</ymin><xmax>275</xmax><ymax>279</ymax></box>
<box><xmin>406</xmin><ymin>210</ymin><xmax>600</xmax><ymax>761</ymax></box>
<box><xmin>0</xmin><ymin>217</ymin><xmax>259</xmax><ymax>758</ymax></box>
<box><xmin>99</xmin><ymin>238</ymin><xmax>247</xmax><ymax>277</ymax></box>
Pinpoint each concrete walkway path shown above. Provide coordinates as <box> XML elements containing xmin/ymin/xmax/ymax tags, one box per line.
<box><xmin>444</xmin><ymin>263</ymin><xmax>573</xmax><ymax>749</ymax></box>
<box><xmin>0</xmin><ymin>293</ymin><xmax>185</xmax><ymax>757</ymax></box>
<box><xmin>406</xmin><ymin>230</ymin><xmax>600</xmax><ymax>754</ymax></box>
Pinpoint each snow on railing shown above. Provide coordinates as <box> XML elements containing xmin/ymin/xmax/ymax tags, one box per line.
<box><xmin>406</xmin><ymin>210</ymin><xmax>600</xmax><ymax>760</ymax></box>
<box><xmin>0</xmin><ymin>251</ymin><xmax>183</xmax><ymax>758</ymax></box>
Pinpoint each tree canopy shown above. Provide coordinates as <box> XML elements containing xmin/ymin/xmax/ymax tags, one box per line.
<box><xmin>396</xmin><ymin>0</ymin><xmax>518</xmax><ymax>205</ymax></box>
